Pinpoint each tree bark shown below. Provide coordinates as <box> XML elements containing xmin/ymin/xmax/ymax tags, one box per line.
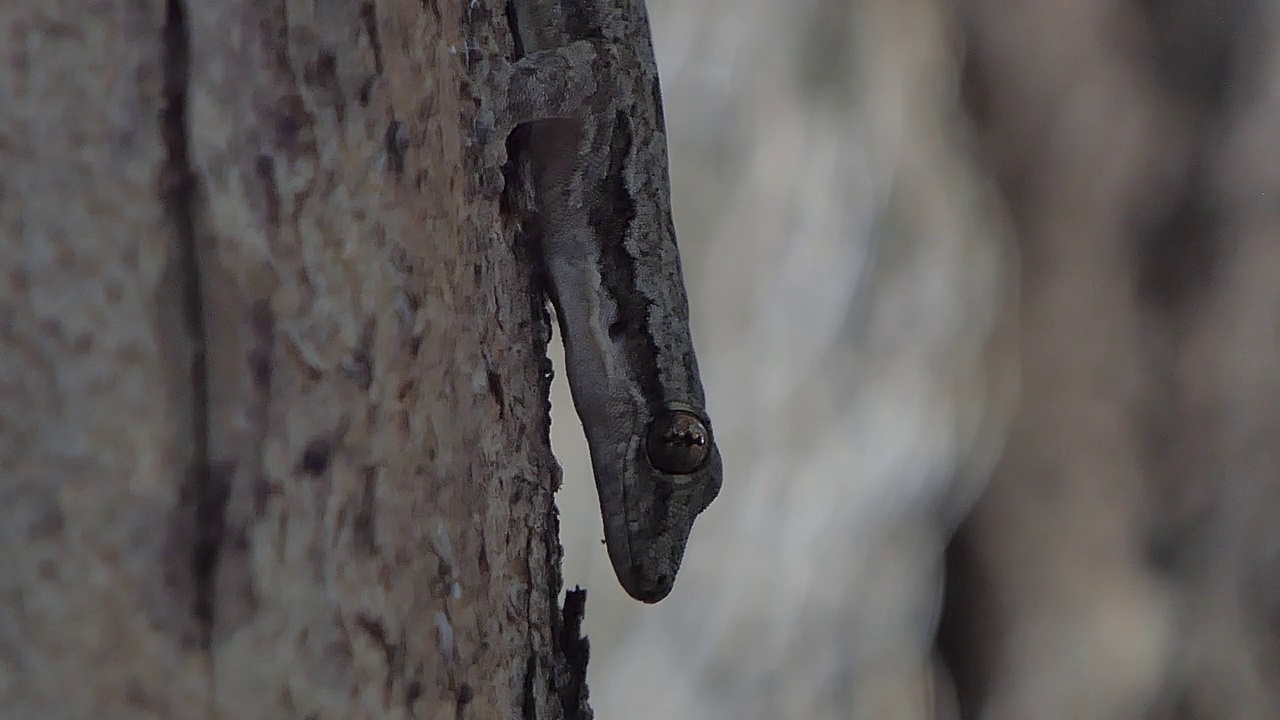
<box><xmin>939</xmin><ymin>2</ymin><xmax>1280</xmax><ymax>718</ymax></box>
<box><xmin>2</xmin><ymin>1</ymin><xmax>584</xmax><ymax>718</ymax></box>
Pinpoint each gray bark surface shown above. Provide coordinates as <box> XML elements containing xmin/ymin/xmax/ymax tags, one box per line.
<box><xmin>1</xmin><ymin>2</ymin><xmax>580</xmax><ymax>718</ymax></box>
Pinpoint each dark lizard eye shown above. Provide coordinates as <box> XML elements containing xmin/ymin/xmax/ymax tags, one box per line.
<box><xmin>647</xmin><ymin>409</ymin><xmax>712</xmax><ymax>475</ymax></box>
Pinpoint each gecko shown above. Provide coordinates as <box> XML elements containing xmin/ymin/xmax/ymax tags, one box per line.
<box><xmin>476</xmin><ymin>0</ymin><xmax>723</xmax><ymax>602</ymax></box>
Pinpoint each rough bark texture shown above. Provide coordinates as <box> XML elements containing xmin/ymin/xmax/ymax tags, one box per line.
<box><xmin>2</xmin><ymin>1</ymin><xmax>583</xmax><ymax>718</ymax></box>
<box><xmin>2</xmin><ymin>1</ymin><xmax>211</xmax><ymax>716</ymax></box>
<box><xmin>940</xmin><ymin>1</ymin><xmax>1280</xmax><ymax>718</ymax></box>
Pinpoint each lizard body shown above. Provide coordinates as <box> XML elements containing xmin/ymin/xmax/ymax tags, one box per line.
<box><xmin>483</xmin><ymin>0</ymin><xmax>721</xmax><ymax>603</ymax></box>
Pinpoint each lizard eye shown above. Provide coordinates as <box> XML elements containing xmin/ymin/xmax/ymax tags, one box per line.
<box><xmin>646</xmin><ymin>409</ymin><xmax>712</xmax><ymax>475</ymax></box>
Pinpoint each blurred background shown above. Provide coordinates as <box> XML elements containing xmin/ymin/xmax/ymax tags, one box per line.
<box><xmin>550</xmin><ymin>1</ymin><xmax>1280</xmax><ymax>718</ymax></box>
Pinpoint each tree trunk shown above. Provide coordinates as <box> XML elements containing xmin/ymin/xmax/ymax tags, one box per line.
<box><xmin>1</xmin><ymin>1</ymin><xmax>585</xmax><ymax>718</ymax></box>
<box><xmin>939</xmin><ymin>1</ymin><xmax>1280</xmax><ymax>718</ymax></box>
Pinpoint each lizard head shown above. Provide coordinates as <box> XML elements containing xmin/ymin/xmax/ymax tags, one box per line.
<box><xmin>590</xmin><ymin>402</ymin><xmax>723</xmax><ymax>603</ymax></box>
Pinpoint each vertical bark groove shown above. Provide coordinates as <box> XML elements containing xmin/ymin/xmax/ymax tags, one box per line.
<box><xmin>161</xmin><ymin>0</ymin><xmax>223</xmax><ymax>650</ymax></box>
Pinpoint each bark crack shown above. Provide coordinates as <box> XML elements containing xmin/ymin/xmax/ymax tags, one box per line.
<box><xmin>162</xmin><ymin>0</ymin><xmax>223</xmax><ymax>652</ymax></box>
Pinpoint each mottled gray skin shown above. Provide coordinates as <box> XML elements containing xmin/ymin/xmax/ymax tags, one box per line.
<box><xmin>487</xmin><ymin>0</ymin><xmax>722</xmax><ymax>602</ymax></box>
